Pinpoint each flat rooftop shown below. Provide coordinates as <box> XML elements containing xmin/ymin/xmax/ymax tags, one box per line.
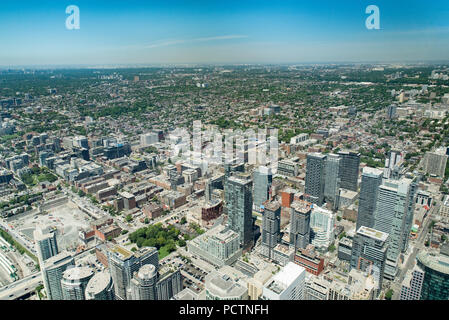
<box><xmin>357</xmin><ymin>226</ymin><xmax>389</xmax><ymax>242</ymax></box>
<box><xmin>110</xmin><ymin>245</ymin><xmax>133</xmax><ymax>260</ymax></box>
<box><xmin>86</xmin><ymin>271</ymin><xmax>112</xmax><ymax>296</ymax></box>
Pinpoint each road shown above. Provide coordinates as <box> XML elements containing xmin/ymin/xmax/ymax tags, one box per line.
<box><xmin>0</xmin><ymin>272</ymin><xmax>42</xmax><ymax>300</ymax></box>
<box><xmin>391</xmin><ymin>201</ymin><xmax>440</xmax><ymax>300</ymax></box>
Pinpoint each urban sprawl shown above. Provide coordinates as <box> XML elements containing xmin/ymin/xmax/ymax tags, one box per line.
<box><xmin>0</xmin><ymin>65</ymin><xmax>448</xmax><ymax>301</ymax></box>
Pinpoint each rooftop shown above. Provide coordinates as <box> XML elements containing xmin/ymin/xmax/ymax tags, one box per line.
<box><xmin>357</xmin><ymin>226</ymin><xmax>389</xmax><ymax>242</ymax></box>
<box><xmin>86</xmin><ymin>271</ymin><xmax>112</xmax><ymax>296</ymax></box>
<box><xmin>272</xmin><ymin>262</ymin><xmax>305</xmax><ymax>288</ymax></box>
<box><xmin>110</xmin><ymin>244</ymin><xmax>133</xmax><ymax>260</ymax></box>
<box><xmin>63</xmin><ymin>266</ymin><xmax>94</xmax><ymax>281</ymax></box>
<box><xmin>417</xmin><ymin>250</ymin><xmax>449</xmax><ymax>275</ymax></box>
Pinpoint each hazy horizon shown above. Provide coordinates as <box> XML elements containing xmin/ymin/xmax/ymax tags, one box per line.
<box><xmin>1</xmin><ymin>0</ymin><xmax>449</xmax><ymax>66</ymax></box>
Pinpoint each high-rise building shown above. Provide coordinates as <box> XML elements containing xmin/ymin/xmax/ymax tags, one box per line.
<box><xmin>33</xmin><ymin>226</ymin><xmax>59</xmax><ymax>264</ymax></box>
<box><xmin>130</xmin><ymin>264</ymin><xmax>158</xmax><ymax>300</ymax></box>
<box><xmin>277</xmin><ymin>159</ymin><xmax>299</xmax><ymax>177</ymax></box>
<box><xmin>156</xmin><ymin>269</ymin><xmax>183</xmax><ymax>300</ymax></box>
<box><xmin>384</xmin><ymin>150</ymin><xmax>402</xmax><ymax>179</ymax></box>
<box><xmin>422</xmin><ymin>148</ymin><xmax>448</xmax><ymax>178</ymax></box>
<box><xmin>417</xmin><ymin>250</ymin><xmax>449</xmax><ymax>300</ymax></box>
<box><xmin>356</xmin><ymin>167</ymin><xmax>383</xmax><ymax>230</ymax></box>
<box><xmin>261</xmin><ymin>201</ymin><xmax>281</xmax><ymax>259</ymax></box>
<box><xmin>129</xmin><ymin>264</ymin><xmax>182</xmax><ymax>300</ymax></box>
<box><xmin>85</xmin><ymin>270</ymin><xmax>115</xmax><ymax>300</ymax></box>
<box><xmin>324</xmin><ymin>153</ymin><xmax>341</xmax><ymax>208</ymax></box>
<box><xmin>386</xmin><ymin>104</ymin><xmax>397</xmax><ymax>120</ymax></box>
<box><xmin>373</xmin><ymin>177</ymin><xmax>416</xmax><ymax>279</ymax></box>
<box><xmin>262</xmin><ymin>262</ymin><xmax>306</xmax><ymax>300</ymax></box>
<box><xmin>41</xmin><ymin>251</ymin><xmax>75</xmax><ymax>300</ymax></box>
<box><xmin>107</xmin><ymin>245</ymin><xmax>159</xmax><ymax>300</ymax></box>
<box><xmin>73</xmin><ymin>135</ymin><xmax>89</xmax><ymax>149</ymax></box>
<box><xmin>225</xmin><ymin>174</ymin><xmax>254</xmax><ymax>249</ymax></box>
<box><xmin>289</xmin><ymin>201</ymin><xmax>311</xmax><ymax>250</ymax></box>
<box><xmin>337</xmin><ymin>151</ymin><xmax>360</xmax><ymax>192</ymax></box>
<box><xmin>305</xmin><ymin>153</ymin><xmax>326</xmax><ymax>206</ymax></box>
<box><xmin>309</xmin><ymin>205</ymin><xmax>336</xmax><ymax>249</ymax></box>
<box><xmin>350</xmin><ymin>226</ymin><xmax>389</xmax><ymax>290</ymax></box>
<box><xmin>61</xmin><ymin>266</ymin><xmax>94</xmax><ymax>300</ymax></box>
<box><xmin>140</xmin><ymin>132</ymin><xmax>159</xmax><ymax>147</ymax></box>
<box><xmin>253</xmin><ymin>166</ymin><xmax>272</xmax><ymax>212</ymax></box>
<box><xmin>187</xmin><ymin>225</ymin><xmax>241</xmax><ymax>267</ymax></box>
<box><xmin>400</xmin><ymin>264</ymin><xmax>425</xmax><ymax>300</ymax></box>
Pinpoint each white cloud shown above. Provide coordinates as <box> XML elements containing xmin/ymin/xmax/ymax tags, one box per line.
<box><xmin>144</xmin><ymin>35</ymin><xmax>248</xmax><ymax>48</ymax></box>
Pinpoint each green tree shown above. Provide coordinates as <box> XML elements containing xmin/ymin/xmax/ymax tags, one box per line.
<box><xmin>385</xmin><ymin>289</ymin><xmax>393</xmax><ymax>300</ymax></box>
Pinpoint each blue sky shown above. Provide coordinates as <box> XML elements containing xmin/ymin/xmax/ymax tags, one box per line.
<box><xmin>1</xmin><ymin>0</ymin><xmax>449</xmax><ymax>66</ymax></box>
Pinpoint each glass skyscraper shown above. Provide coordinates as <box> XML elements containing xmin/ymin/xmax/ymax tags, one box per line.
<box><xmin>225</xmin><ymin>174</ymin><xmax>254</xmax><ymax>249</ymax></box>
<box><xmin>373</xmin><ymin>177</ymin><xmax>416</xmax><ymax>279</ymax></box>
<box><xmin>324</xmin><ymin>153</ymin><xmax>341</xmax><ymax>208</ymax></box>
<box><xmin>337</xmin><ymin>151</ymin><xmax>360</xmax><ymax>192</ymax></box>
<box><xmin>417</xmin><ymin>251</ymin><xmax>449</xmax><ymax>300</ymax></box>
<box><xmin>253</xmin><ymin>166</ymin><xmax>272</xmax><ymax>212</ymax></box>
<box><xmin>305</xmin><ymin>153</ymin><xmax>327</xmax><ymax>206</ymax></box>
<box><xmin>356</xmin><ymin>167</ymin><xmax>383</xmax><ymax>230</ymax></box>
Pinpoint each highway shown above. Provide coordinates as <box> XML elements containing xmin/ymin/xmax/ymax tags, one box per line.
<box><xmin>0</xmin><ymin>272</ymin><xmax>42</xmax><ymax>300</ymax></box>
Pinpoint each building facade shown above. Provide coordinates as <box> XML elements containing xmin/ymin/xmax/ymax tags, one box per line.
<box><xmin>356</xmin><ymin>167</ymin><xmax>383</xmax><ymax>230</ymax></box>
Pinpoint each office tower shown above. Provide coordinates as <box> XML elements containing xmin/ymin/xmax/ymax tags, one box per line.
<box><xmin>356</xmin><ymin>167</ymin><xmax>383</xmax><ymax>230</ymax></box>
<box><xmin>309</xmin><ymin>205</ymin><xmax>335</xmax><ymax>249</ymax></box>
<box><xmin>350</xmin><ymin>226</ymin><xmax>389</xmax><ymax>291</ymax></box>
<box><xmin>187</xmin><ymin>225</ymin><xmax>241</xmax><ymax>267</ymax></box>
<box><xmin>337</xmin><ymin>151</ymin><xmax>360</xmax><ymax>192</ymax></box>
<box><xmin>305</xmin><ymin>153</ymin><xmax>326</xmax><ymax>206</ymax></box>
<box><xmin>41</xmin><ymin>251</ymin><xmax>75</xmax><ymax>300</ymax></box>
<box><xmin>33</xmin><ymin>226</ymin><xmax>58</xmax><ymax>263</ymax></box>
<box><xmin>130</xmin><ymin>264</ymin><xmax>158</xmax><ymax>300</ymax></box>
<box><xmin>400</xmin><ymin>264</ymin><xmax>425</xmax><ymax>300</ymax></box>
<box><xmin>422</xmin><ymin>148</ymin><xmax>448</xmax><ymax>178</ymax></box>
<box><xmin>386</xmin><ymin>104</ymin><xmax>397</xmax><ymax>120</ymax></box>
<box><xmin>225</xmin><ymin>174</ymin><xmax>254</xmax><ymax>248</ymax></box>
<box><xmin>261</xmin><ymin>202</ymin><xmax>281</xmax><ymax>259</ymax></box>
<box><xmin>107</xmin><ymin>245</ymin><xmax>159</xmax><ymax>300</ymax></box>
<box><xmin>85</xmin><ymin>270</ymin><xmax>115</xmax><ymax>300</ymax></box>
<box><xmin>61</xmin><ymin>266</ymin><xmax>94</xmax><ymax>300</ymax></box>
<box><xmin>156</xmin><ymin>269</ymin><xmax>183</xmax><ymax>300</ymax></box>
<box><xmin>253</xmin><ymin>166</ymin><xmax>272</xmax><ymax>212</ymax></box>
<box><xmin>373</xmin><ymin>177</ymin><xmax>416</xmax><ymax>279</ymax></box>
<box><xmin>417</xmin><ymin>251</ymin><xmax>449</xmax><ymax>300</ymax></box>
<box><xmin>384</xmin><ymin>150</ymin><xmax>402</xmax><ymax>179</ymax></box>
<box><xmin>289</xmin><ymin>201</ymin><xmax>311</xmax><ymax>250</ymax></box>
<box><xmin>324</xmin><ymin>153</ymin><xmax>341</xmax><ymax>208</ymax></box>
<box><xmin>262</xmin><ymin>262</ymin><xmax>306</xmax><ymax>300</ymax></box>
